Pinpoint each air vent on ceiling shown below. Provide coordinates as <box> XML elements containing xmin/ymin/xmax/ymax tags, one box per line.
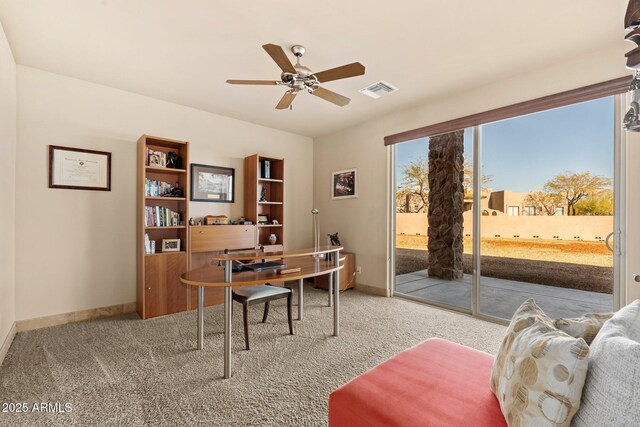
<box><xmin>359</xmin><ymin>80</ymin><xmax>398</xmax><ymax>99</ymax></box>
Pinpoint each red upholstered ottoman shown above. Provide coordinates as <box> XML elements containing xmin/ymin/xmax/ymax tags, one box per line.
<box><xmin>329</xmin><ymin>338</ymin><xmax>506</xmax><ymax>427</ymax></box>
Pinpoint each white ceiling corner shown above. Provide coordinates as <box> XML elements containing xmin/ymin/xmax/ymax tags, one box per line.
<box><xmin>0</xmin><ymin>0</ymin><xmax>628</xmax><ymax>137</ymax></box>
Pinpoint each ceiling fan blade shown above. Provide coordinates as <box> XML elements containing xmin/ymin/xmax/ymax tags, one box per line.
<box><xmin>313</xmin><ymin>62</ymin><xmax>365</xmax><ymax>83</ymax></box>
<box><xmin>312</xmin><ymin>87</ymin><xmax>351</xmax><ymax>107</ymax></box>
<box><xmin>276</xmin><ymin>91</ymin><xmax>297</xmax><ymax>110</ymax></box>
<box><xmin>262</xmin><ymin>44</ymin><xmax>297</xmax><ymax>74</ymax></box>
<box><xmin>226</xmin><ymin>79</ymin><xmax>278</xmax><ymax>85</ymax></box>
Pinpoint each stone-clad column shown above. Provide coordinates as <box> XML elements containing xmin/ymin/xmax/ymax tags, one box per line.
<box><xmin>427</xmin><ymin>131</ymin><xmax>464</xmax><ymax>280</ymax></box>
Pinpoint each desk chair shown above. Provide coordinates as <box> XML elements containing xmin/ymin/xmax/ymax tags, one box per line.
<box><xmin>225</xmin><ymin>248</ymin><xmax>294</xmax><ymax>351</ymax></box>
<box><xmin>232</xmin><ymin>285</ymin><xmax>294</xmax><ymax>350</ymax></box>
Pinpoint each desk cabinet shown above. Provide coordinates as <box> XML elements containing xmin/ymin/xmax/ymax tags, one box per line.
<box><xmin>315</xmin><ymin>252</ymin><xmax>356</xmax><ymax>291</ymax></box>
<box><xmin>189</xmin><ymin>225</ymin><xmax>257</xmax><ymax>309</ymax></box>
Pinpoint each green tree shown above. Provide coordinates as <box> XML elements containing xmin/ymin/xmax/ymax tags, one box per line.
<box><xmin>574</xmin><ymin>189</ymin><xmax>614</xmax><ymax>216</ymax></box>
<box><xmin>397</xmin><ymin>158</ymin><xmax>429</xmax><ymax>213</ymax></box>
<box><xmin>523</xmin><ymin>191</ymin><xmax>564</xmax><ymax>216</ymax></box>
<box><xmin>543</xmin><ymin>171</ymin><xmax>612</xmax><ymax>216</ymax></box>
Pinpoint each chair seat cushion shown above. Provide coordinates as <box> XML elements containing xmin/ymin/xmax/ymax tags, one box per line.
<box><xmin>233</xmin><ymin>285</ymin><xmax>291</xmax><ymax>301</ymax></box>
<box><xmin>329</xmin><ymin>338</ymin><xmax>506</xmax><ymax>427</ymax></box>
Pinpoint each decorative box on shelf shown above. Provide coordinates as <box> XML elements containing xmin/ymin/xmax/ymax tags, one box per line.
<box><xmin>204</xmin><ymin>215</ymin><xmax>229</xmax><ymax>225</ymax></box>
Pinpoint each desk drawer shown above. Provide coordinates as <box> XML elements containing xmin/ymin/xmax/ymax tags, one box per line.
<box><xmin>190</xmin><ymin>225</ymin><xmax>256</xmax><ymax>253</ymax></box>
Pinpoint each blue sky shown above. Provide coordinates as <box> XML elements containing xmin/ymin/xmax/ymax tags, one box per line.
<box><xmin>396</xmin><ymin>96</ymin><xmax>614</xmax><ymax>192</ymax></box>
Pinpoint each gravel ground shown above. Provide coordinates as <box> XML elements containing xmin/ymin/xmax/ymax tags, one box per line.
<box><xmin>395</xmin><ymin>248</ymin><xmax>613</xmax><ymax>294</ymax></box>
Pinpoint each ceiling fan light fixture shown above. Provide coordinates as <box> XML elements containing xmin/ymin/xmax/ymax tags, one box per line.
<box><xmin>227</xmin><ymin>43</ymin><xmax>365</xmax><ymax>109</ymax></box>
<box><xmin>294</xmin><ymin>63</ymin><xmax>313</xmax><ymax>77</ymax></box>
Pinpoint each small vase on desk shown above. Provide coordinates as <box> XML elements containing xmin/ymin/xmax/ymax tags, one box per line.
<box><xmin>268</xmin><ymin>234</ymin><xmax>277</xmax><ymax>245</ymax></box>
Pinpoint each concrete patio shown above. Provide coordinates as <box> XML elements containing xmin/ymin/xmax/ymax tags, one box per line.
<box><xmin>395</xmin><ymin>270</ymin><xmax>613</xmax><ymax>319</ymax></box>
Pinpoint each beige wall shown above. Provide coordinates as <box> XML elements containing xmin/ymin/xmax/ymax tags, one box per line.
<box><xmin>314</xmin><ymin>42</ymin><xmax>635</xmax><ymax>297</ymax></box>
<box><xmin>396</xmin><ymin>213</ymin><xmax>613</xmax><ymax>242</ymax></box>
<box><xmin>15</xmin><ymin>66</ymin><xmax>313</xmax><ymax>321</ymax></box>
<box><xmin>0</xmin><ymin>21</ymin><xmax>16</xmax><ymax>354</ymax></box>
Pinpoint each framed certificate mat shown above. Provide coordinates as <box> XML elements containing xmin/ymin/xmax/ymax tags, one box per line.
<box><xmin>49</xmin><ymin>145</ymin><xmax>111</xmax><ymax>191</ymax></box>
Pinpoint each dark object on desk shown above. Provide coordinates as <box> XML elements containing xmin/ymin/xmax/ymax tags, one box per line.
<box><xmin>244</xmin><ymin>261</ymin><xmax>287</xmax><ymax>272</ymax></box>
<box><xmin>326</xmin><ymin>232</ymin><xmax>341</xmax><ymax>261</ymax></box>
<box><xmin>232</xmin><ymin>285</ymin><xmax>293</xmax><ymax>350</ymax></box>
<box><xmin>232</xmin><ymin>260</ymin><xmax>246</xmax><ymax>272</ymax></box>
<box><xmin>166</xmin><ymin>152</ymin><xmax>182</xmax><ymax>169</ymax></box>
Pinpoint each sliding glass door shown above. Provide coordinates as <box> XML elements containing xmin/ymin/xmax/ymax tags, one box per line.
<box><xmin>393</xmin><ymin>129</ymin><xmax>474</xmax><ymax>312</ymax></box>
<box><xmin>477</xmin><ymin>97</ymin><xmax>616</xmax><ymax>320</ymax></box>
<box><xmin>392</xmin><ymin>95</ymin><xmax>621</xmax><ymax>321</ymax></box>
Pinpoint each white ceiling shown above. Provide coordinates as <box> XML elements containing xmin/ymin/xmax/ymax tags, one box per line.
<box><xmin>0</xmin><ymin>0</ymin><xmax>628</xmax><ymax>137</ymax></box>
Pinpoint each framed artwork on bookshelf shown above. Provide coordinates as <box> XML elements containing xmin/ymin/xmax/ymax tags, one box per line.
<box><xmin>331</xmin><ymin>168</ymin><xmax>357</xmax><ymax>200</ymax></box>
<box><xmin>161</xmin><ymin>239</ymin><xmax>181</xmax><ymax>252</ymax></box>
<box><xmin>49</xmin><ymin>145</ymin><xmax>111</xmax><ymax>191</ymax></box>
<box><xmin>191</xmin><ymin>163</ymin><xmax>235</xmax><ymax>202</ymax></box>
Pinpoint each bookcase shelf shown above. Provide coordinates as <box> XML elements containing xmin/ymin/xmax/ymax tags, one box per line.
<box><xmin>137</xmin><ymin>135</ymin><xmax>190</xmax><ymax>320</ymax></box>
<box><xmin>145</xmin><ymin>166</ymin><xmax>187</xmax><ymax>174</ymax></box>
<box><xmin>145</xmin><ymin>196</ymin><xmax>186</xmax><ymax>201</ymax></box>
<box><xmin>145</xmin><ymin>251</ymin><xmax>187</xmax><ymax>257</ymax></box>
<box><xmin>245</xmin><ymin>154</ymin><xmax>285</xmax><ymax>248</ymax></box>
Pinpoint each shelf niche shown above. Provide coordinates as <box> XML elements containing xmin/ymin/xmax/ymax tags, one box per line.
<box><xmin>245</xmin><ymin>154</ymin><xmax>285</xmax><ymax>248</ymax></box>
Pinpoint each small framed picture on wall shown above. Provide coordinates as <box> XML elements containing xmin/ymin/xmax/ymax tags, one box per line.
<box><xmin>331</xmin><ymin>168</ymin><xmax>357</xmax><ymax>200</ymax></box>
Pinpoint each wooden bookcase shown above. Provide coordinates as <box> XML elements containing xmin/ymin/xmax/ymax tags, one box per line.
<box><xmin>136</xmin><ymin>135</ymin><xmax>190</xmax><ymax>319</ymax></box>
<box><xmin>244</xmin><ymin>154</ymin><xmax>285</xmax><ymax>250</ymax></box>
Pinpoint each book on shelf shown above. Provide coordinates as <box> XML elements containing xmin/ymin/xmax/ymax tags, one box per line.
<box><xmin>145</xmin><ymin>178</ymin><xmax>176</xmax><ymax>197</ymax></box>
<box><xmin>261</xmin><ymin>159</ymin><xmax>271</xmax><ymax>179</ymax></box>
<box><xmin>144</xmin><ymin>206</ymin><xmax>181</xmax><ymax>227</ymax></box>
<box><xmin>144</xmin><ymin>233</ymin><xmax>156</xmax><ymax>254</ymax></box>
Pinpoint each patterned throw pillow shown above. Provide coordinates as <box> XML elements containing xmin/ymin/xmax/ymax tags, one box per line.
<box><xmin>554</xmin><ymin>313</ymin><xmax>613</xmax><ymax>345</ymax></box>
<box><xmin>491</xmin><ymin>299</ymin><xmax>590</xmax><ymax>427</ymax></box>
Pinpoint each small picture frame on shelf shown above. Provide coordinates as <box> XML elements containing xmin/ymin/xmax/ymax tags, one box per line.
<box><xmin>257</xmin><ymin>214</ymin><xmax>269</xmax><ymax>224</ymax></box>
<box><xmin>161</xmin><ymin>239</ymin><xmax>181</xmax><ymax>252</ymax></box>
<box><xmin>149</xmin><ymin>153</ymin><xmax>162</xmax><ymax>167</ymax></box>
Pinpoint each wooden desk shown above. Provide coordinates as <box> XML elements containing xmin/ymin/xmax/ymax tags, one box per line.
<box><xmin>180</xmin><ymin>245</ymin><xmax>343</xmax><ymax>379</ymax></box>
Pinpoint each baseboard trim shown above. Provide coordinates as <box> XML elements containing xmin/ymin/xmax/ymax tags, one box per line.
<box><xmin>0</xmin><ymin>322</ymin><xmax>16</xmax><ymax>367</ymax></box>
<box><xmin>355</xmin><ymin>282</ymin><xmax>390</xmax><ymax>297</ymax></box>
<box><xmin>16</xmin><ymin>302</ymin><xmax>137</xmax><ymax>333</ymax></box>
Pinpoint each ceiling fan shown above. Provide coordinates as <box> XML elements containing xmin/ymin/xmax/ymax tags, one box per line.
<box><xmin>227</xmin><ymin>44</ymin><xmax>365</xmax><ymax>110</ymax></box>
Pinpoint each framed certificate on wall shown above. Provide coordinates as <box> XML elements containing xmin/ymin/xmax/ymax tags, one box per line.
<box><xmin>49</xmin><ymin>145</ymin><xmax>111</xmax><ymax>191</ymax></box>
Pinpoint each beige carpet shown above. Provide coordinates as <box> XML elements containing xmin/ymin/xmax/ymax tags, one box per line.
<box><xmin>0</xmin><ymin>286</ymin><xmax>506</xmax><ymax>426</ymax></box>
